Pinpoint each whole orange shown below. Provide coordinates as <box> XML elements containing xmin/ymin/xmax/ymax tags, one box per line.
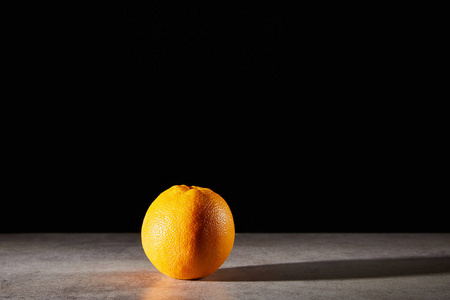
<box><xmin>141</xmin><ymin>185</ymin><xmax>235</xmax><ymax>279</ymax></box>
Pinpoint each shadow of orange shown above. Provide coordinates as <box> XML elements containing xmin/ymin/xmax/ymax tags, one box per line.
<box><xmin>202</xmin><ymin>256</ymin><xmax>450</xmax><ymax>281</ymax></box>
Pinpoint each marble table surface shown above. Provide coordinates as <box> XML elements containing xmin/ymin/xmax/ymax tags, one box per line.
<box><xmin>1</xmin><ymin>233</ymin><xmax>449</xmax><ymax>299</ymax></box>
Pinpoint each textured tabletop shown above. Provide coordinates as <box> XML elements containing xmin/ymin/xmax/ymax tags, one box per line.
<box><xmin>1</xmin><ymin>233</ymin><xmax>450</xmax><ymax>299</ymax></box>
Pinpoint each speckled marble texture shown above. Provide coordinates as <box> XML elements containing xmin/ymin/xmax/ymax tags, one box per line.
<box><xmin>1</xmin><ymin>233</ymin><xmax>449</xmax><ymax>299</ymax></box>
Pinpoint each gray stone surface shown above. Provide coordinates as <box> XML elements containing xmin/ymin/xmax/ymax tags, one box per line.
<box><xmin>1</xmin><ymin>233</ymin><xmax>449</xmax><ymax>299</ymax></box>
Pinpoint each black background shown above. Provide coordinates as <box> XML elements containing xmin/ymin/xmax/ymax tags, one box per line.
<box><xmin>4</xmin><ymin>2</ymin><xmax>446</xmax><ymax>233</ymax></box>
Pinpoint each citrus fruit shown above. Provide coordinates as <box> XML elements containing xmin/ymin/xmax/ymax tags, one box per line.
<box><xmin>141</xmin><ymin>185</ymin><xmax>235</xmax><ymax>279</ymax></box>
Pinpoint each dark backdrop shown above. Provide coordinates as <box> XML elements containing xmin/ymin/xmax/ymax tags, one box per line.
<box><xmin>4</xmin><ymin>2</ymin><xmax>446</xmax><ymax>233</ymax></box>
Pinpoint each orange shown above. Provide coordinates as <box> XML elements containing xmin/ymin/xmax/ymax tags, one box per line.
<box><xmin>141</xmin><ymin>185</ymin><xmax>235</xmax><ymax>279</ymax></box>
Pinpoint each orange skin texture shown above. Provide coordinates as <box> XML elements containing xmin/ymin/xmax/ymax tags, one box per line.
<box><xmin>141</xmin><ymin>185</ymin><xmax>235</xmax><ymax>279</ymax></box>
